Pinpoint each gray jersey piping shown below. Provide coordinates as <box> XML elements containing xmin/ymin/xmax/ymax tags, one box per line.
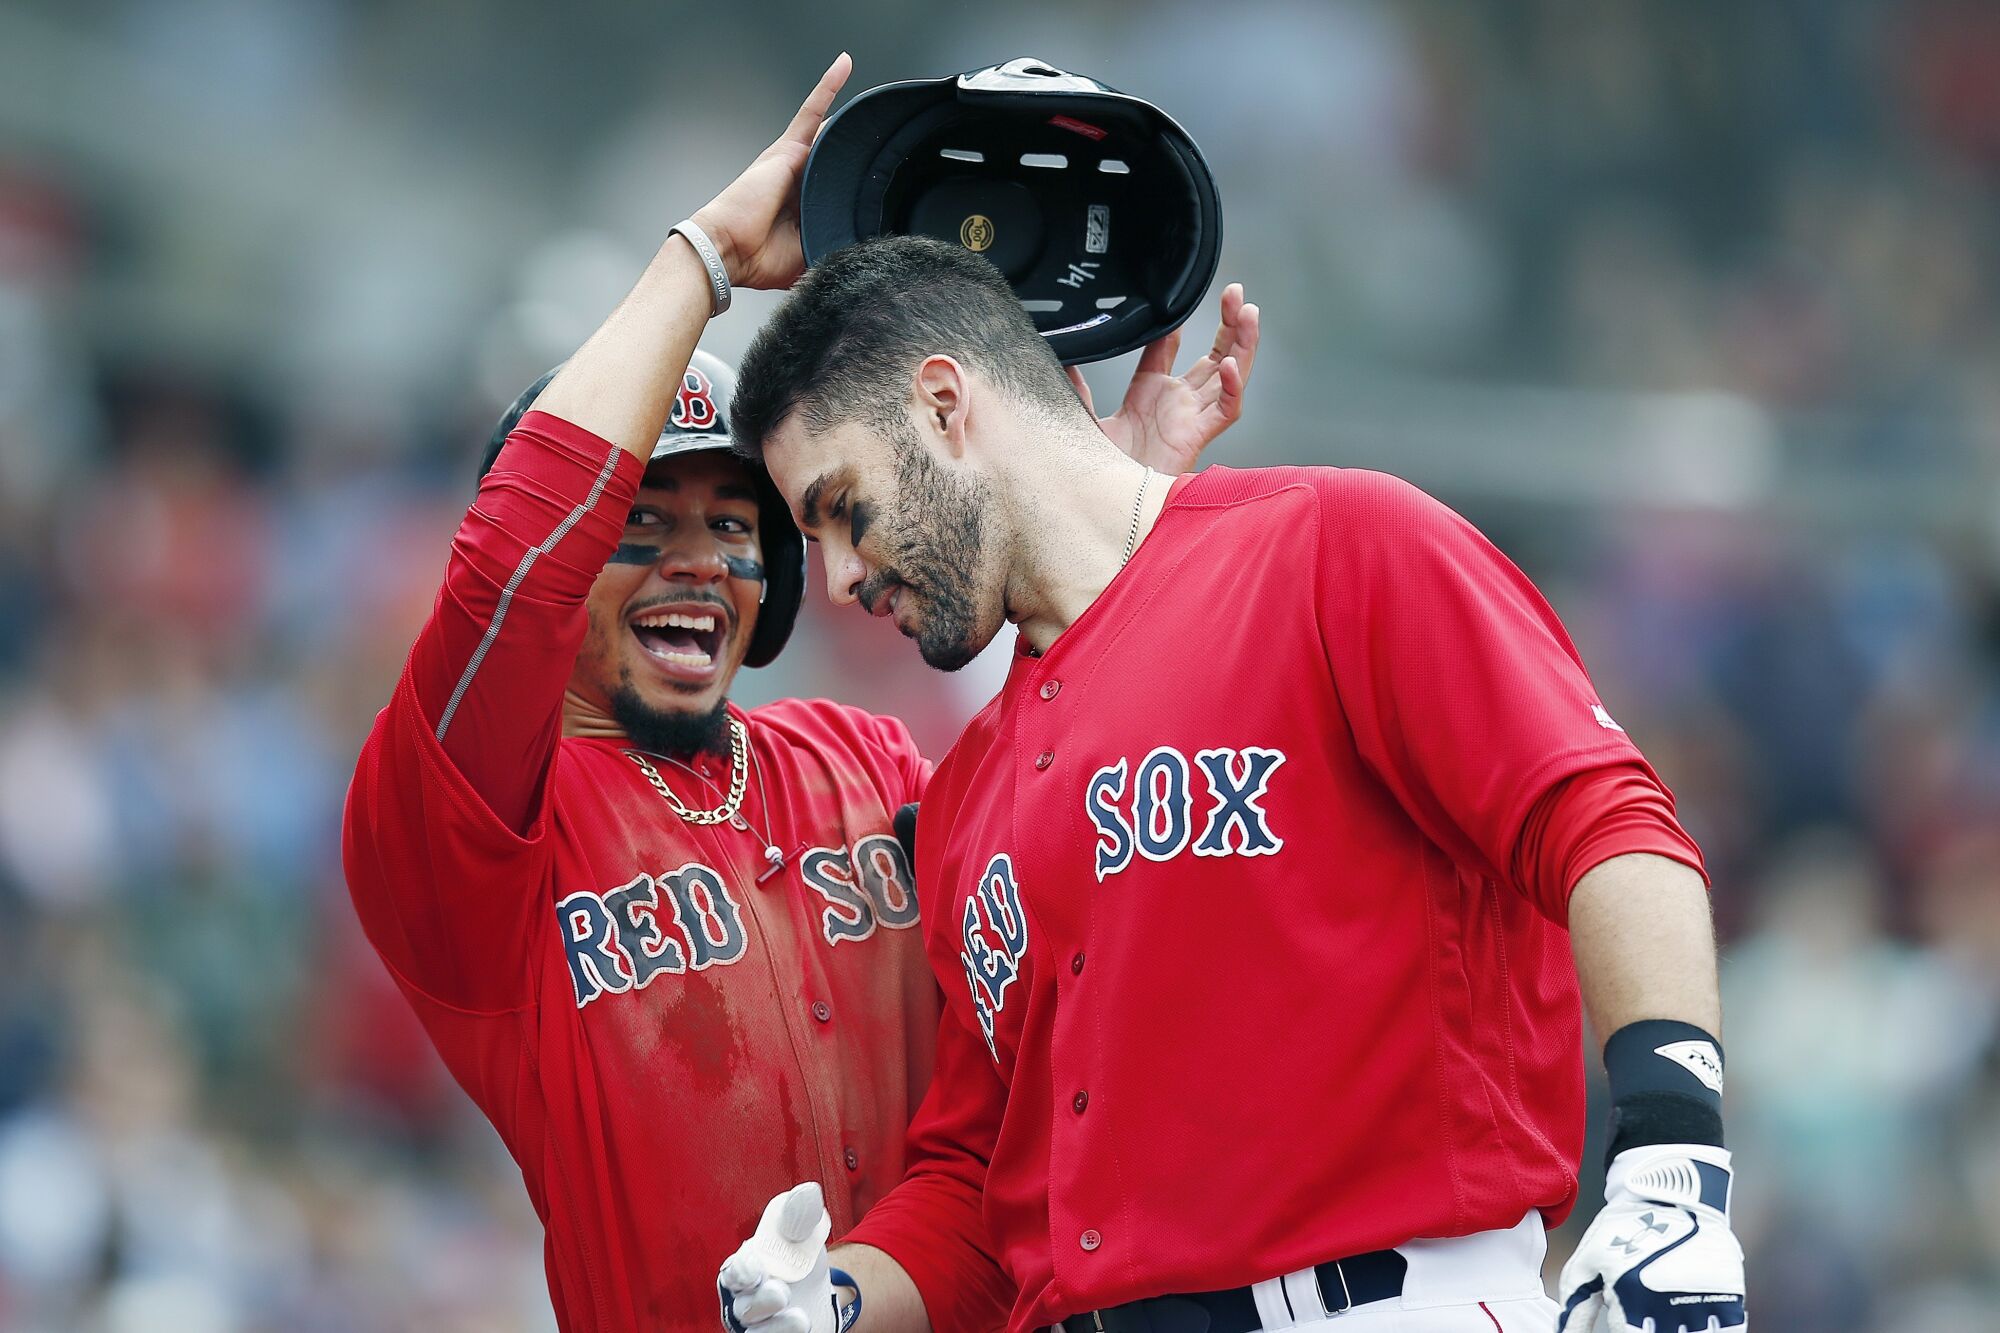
<box><xmin>436</xmin><ymin>442</ymin><xmax>625</xmax><ymax>742</ymax></box>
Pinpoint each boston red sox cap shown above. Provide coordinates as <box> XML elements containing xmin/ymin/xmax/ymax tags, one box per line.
<box><xmin>478</xmin><ymin>350</ymin><xmax>806</xmax><ymax>668</ymax></box>
<box><xmin>800</xmin><ymin>56</ymin><xmax>1224</xmax><ymax>366</ymax></box>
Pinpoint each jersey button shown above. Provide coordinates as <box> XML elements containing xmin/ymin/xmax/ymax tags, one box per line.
<box><xmin>1072</xmin><ymin>1090</ymin><xmax>1089</xmax><ymax>1114</ymax></box>
<box><xmin>1080</xmin><ymin>1229</ymin><xmax>1102</xmax><ymax>1252</ymax></box>
<box><xmin>1035</xmin><ymin>750</ymin><xmax>1054</xmax><ymax>770</ymax></box>
<box><xmin>1040</xmin><ymin>679</ymin><xmax>1061</xmax><ymax>700</ymax></box>
<box><xmin>811</xmin><ymin>1001</ymin><xmax>832</xmax><ymax>1024</ymax></box>
<box><xmin>844</xmin><ymin>1148</ymin><xmax>860</xmax><ymax>1171</ymax></box>
<box><xmin>1071</xmin><ymin>952</ymin><xmax>1085</xmax><ymax>975</ymax></box>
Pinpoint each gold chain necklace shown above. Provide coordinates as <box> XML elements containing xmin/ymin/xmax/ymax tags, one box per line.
<box><xmin>1122</xmin><ymin>467</ymin><xmax>1153</xmax><ymax>567</ymax></box>
<box><xmin>622</xmin><ymin>717</ymin><xmax>748</xmax><ymax>825</ymax></box>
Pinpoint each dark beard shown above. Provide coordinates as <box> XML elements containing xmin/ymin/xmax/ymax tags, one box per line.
<box><xmin>609</xmin><ymin>687</ymin><xmax>731</xmax><ymax>759</ymax></box>
<box><xmin>864</xmin><ymin>421</ymin><xmax>989</xmax><ymax>672</ymax></box>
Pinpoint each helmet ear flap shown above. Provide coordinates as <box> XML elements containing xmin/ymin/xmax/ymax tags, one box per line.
<box><xmin>743</xmin><ymin>494</ymin><xmax>805</xmax><ymax>668</ymax></box>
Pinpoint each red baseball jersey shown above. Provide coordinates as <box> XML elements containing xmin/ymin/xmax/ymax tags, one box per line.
<box><xmin>844</xmin><ymin>466</ymin><xmax>1705</xmax><ymax>1333</ymax></box>
<box><xmin>341</xmin><ymin>413</ymin><xmax>991</xmax><ymax>1331</ymax></box>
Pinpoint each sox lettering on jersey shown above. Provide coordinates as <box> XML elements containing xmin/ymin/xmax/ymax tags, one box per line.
<box><xmin>952</xmin><ymin>748</ymin><xmax>1284</xmax><ymax>1058</ymax></box>
<box><xmin>802</xmin><ymin>833</ymin><xmax>920</xmax><ymax>946</ymax></box>
<box><xmin>959</xmin><ymin>854</ymin><xmax>1028</xmax><ymax>1060</ymax></box>
<box><xmin>1086</xmin><ymin>744</ymin><xmax>1286</xmax><ymax>882</ymax></box>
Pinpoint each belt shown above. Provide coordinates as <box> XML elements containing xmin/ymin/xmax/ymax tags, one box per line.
<box><xmin>1060</xmin><ymin>1249</ymin><xmax>1409</xmax><ymax>1333</ymax></box>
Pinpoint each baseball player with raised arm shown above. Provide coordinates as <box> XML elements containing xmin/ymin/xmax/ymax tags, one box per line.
<box><xmin>714</xmin><ymin>234</ymin><xmax>1747</xmax><ymax>1333</ymax></box>
<box><xmin>341</xmin><ymin>57</ymin><xmax>1260</xmax><ymax>1332</ymax></box>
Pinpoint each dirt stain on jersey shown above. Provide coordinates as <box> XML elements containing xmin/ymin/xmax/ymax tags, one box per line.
<box><xmin>606</xmin><ymin>969</ymin><xmax>745</xmax><ymax>1092</ymax></box>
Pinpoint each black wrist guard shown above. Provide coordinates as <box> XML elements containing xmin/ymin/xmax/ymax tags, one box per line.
<box><xmin>1603</xmin><ymin>1018</ymin><xmax>1725</xmax><ymax>1163</ymax></box>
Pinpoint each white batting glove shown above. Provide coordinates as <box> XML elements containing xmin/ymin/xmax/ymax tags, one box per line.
<box><xmin>719</xmin><ymin>1183</ymin><xmax>843</xmax><ymax>1333</ymax></box>
<box><xmin>1557</xmin><ymin>1144</ymin><xmax>1747</xmax><ymax>1333</ymax></box>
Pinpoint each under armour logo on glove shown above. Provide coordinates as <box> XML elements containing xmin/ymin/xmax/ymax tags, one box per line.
<box><xmin>1557</xmin><ymin>1145</ymin><xmax>1747</xmax><ymax>1333</ymax></box>
<box><xmin>1609</xmin><ymin>1212</ymin><xmax>1670</xmax><ymax>1256</ymax></box>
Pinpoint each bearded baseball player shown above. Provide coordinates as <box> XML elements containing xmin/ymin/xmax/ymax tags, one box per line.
<box><xmin>713</xmin><ymin>234</ymin><xmax>1747</xmax><ymax>1333</ymax></box>
<box><xmin>341</xmin><ymin>58</ymin><xmax>1259</xmax><ymax>1332</ymax></box>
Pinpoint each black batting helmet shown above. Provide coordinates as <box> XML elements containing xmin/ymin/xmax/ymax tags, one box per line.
<box><xmin>800</xmin><ymin>56</ymin><xmax>1224</xmax><ymax>366</ymax></box>
<box><xmin>479</xmin><ymin>350</ymin><xmax>806</xmax><ymax>668</ymax></box>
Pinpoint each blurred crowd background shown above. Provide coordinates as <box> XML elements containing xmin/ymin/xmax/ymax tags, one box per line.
<box><xmin>1</xmin><ymin>1</ymin><xmax>1997</xmax><ymax>1329</ymax></box>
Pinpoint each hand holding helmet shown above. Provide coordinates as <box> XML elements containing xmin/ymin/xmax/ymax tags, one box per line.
<box><xmin>691</xmin><ymin>53</ymin><xmax>854</xmax><ymax>292</ymax></box>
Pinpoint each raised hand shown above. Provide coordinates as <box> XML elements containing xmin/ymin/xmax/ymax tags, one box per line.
<box><xmin>691</xmin><ymin>54</ymin><xmax>853</xmax><ymax>292</ymax></box>
<box><xmin>1069</xmin><ymin>282</ymin><xmax>1261</xmax><ymax>475</ymax></box>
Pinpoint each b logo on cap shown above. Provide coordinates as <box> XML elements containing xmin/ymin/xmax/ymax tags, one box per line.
<box><xmin>671</xmin><ymin>367</ymin><xmax>718</xmax><ymax>431</ymax></box>
<box><xmin>960</xmin><ymin>214</ymin><xmax>995</xmax><ymax>252</ymax></box>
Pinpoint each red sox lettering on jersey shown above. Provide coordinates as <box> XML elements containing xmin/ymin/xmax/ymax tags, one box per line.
<box><xmin>962</xmin><ymin>746</ymin><xmax>1288</xmax><ymax>1057</ymax></box>
<box><xmin>958</xmin><ymin>854</ymin><xmax>1027</xmax><ymax>1060</ymax></box>
<box><xmin>802</xmin><ymin>834</ymin><xmax>921</xmax><ymax>946</ymax></box>
<box><xmin>559</xmin><ymin>863</ymin><xmax>748</xmax><ymax>1004</ymax></box>
<box><xmin>559</xmin><ymin>836</ymin><xmax>918</xmax><ymax>1006</ymax></box>
<box><xmin>1084</xmin><ymin>745</ymin><xmax>1286</xmax><ymax>883</ymax></box>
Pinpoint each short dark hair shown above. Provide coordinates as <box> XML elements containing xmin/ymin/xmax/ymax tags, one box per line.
<box><xmin>730</xmin><ymin>235</ymin><xmax>1081</xmax><ymax>459</ymax></box>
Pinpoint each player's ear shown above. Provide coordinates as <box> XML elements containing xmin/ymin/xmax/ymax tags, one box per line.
<box><xmin>914</xmin><ymin>355</ymin><xmax>970</xmax><ymax>459</ymax></box>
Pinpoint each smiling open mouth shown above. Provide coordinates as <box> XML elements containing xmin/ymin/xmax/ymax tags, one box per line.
<box><xmin>630</xmin><ymin>609</ymin><xmax>725</xmax><ymax>669</ymax></box>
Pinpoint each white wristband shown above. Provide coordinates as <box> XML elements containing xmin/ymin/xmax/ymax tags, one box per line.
<box><xmin>671</xmin><ymin>219</ymin><xmax>732</xmax><ymax>316</ymax></box>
